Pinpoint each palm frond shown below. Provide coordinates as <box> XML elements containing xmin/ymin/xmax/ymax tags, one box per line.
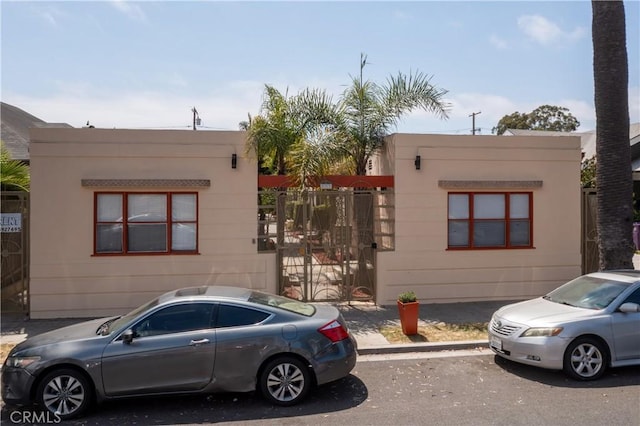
<box><xmin>0</xmin><ymin>142</ymin><xmax>30</xmax><ymax>191</ymax></box>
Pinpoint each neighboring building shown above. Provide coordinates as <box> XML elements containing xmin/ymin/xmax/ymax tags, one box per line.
<box><xmin>0</xmin><ymin>102</ymin><xmax>72</xmax><ymax>163</ymax></box>
<box><xmin>28</xmin><ymin>127</ymin><xmax>582</xmax><ymax>318</ymax></box>
<box><xmin>505</xmin><ymin>123</ymin><xmax>640</xmax><ymax>166</ymax></box>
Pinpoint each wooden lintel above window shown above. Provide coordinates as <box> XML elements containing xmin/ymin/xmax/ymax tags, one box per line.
<box><xmin>438</xmin><ymin>180</ymin><xmax>543</xmax><ymax>189</ymax></box>
<box><xmin>81</xmin><ymin>179</ymin><xmax>211</xmax><ymax>188</ymax></box>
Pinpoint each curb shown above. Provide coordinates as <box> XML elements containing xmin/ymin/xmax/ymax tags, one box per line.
<box><xmin>1</xmin><ymin>334</ymin><xmax>28</xmax><ymax>345</ymax></box>
<box><xmin>356</xmin><ymin>340</ymin><xmax>489</xmax><ymax>355</ymax></box>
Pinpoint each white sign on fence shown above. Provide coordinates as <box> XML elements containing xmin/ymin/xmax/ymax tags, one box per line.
<box><xmin>1</xmin><ymin>213</ymin><xmax>22</xmax><ymax>233</ymax></box>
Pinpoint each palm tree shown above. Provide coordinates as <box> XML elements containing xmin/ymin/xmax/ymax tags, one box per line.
<box><xmin>1</xmin><ymin>142</ymin><xmax>30</xmax><ymax>192</ymax></box>
<box><xmin>326</xmin><ymin>53</ymin><xmax>450</xmax><ymax>175</ymax></box>
<box><xmin>297</xmin><ymin>54</ymin><xmax>450</xmax><ymax>288</ymax></box>
<box><xmin>592</xmin><ymin>0</ymin><xmax>633</xmax><ymax>270</ymax></box>
<box><xmin>245</xmin><ymin>85</ymin><xmax>335</xmax><ymax>251</ymax></box>
<box><xmin>245</xmin><ymin>85</ymin><xmax>305</xmax><ymax>176</ymax></box>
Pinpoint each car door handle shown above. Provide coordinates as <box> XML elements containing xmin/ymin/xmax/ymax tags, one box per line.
<box><xmin>189</xmin><ymin>338</ymin><xmax>210</xmax><ymax>346</ymax></box>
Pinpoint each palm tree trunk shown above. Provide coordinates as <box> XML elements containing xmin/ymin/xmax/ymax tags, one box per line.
<box><xmin>592</xmin><ymin>0</ymin><xmax>633</xmax><ymax>270</ymax></box>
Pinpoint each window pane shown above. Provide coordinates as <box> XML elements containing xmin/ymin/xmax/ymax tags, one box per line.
<box><xmin>128</xmin><ymin>223</ymin><xmax>167</xmax><ymax>252</ymax></box>
<box><xmin>510</xmin><ymin>220</ymin><xmax>530</xmax><ymax>246</ymax></box>
<box><xmin>172</xmin><ymin>194</ymin><xmax>196</xmax><ymax>221</ymax></box>
<box><xmin>510</xmin><ymin>194</ymin><xmax>529</xmax><ymax>219</ymax></box>
<box><xmin>96</xmin><ymin>224</ymin><xmax>123</xmax><ymax>253</ymax></box>
<box><xmin>133</xmin><ymin>303</ymin><xmax>213</xmax><ymax>337</ymax></box>
<box><xmin>172</xmin><ymin>223</ymin><xmax>196</xmax><ymax>250</ymax></box>
<box><xmin>474</xmin><ymin>194</ymin><xmax>505</xmax><ymax>219</ymax></box>
<box><xmin>448</xmin><ymin>221</ymin><xmax>469</xmax><ymax>247</ymax></box>
<box><xmin>474</xmin><ymin>221</ymin><xmax>505</xmax><ymax>247</ymax></box>
<box><xmin>128</xmin><ymin>194</ymin><xmax>167</xmax><ymax>222</ymax></box>
<box><xmin>97</xmin><ymin>194</ymin><xmax>122</xmax><ymax>222</ymax></box>
<box><xmin>448</xmin><ymin>194</ymin><xmax>469</xmax><ymax>219</ymax></box>
<box><xmin>216</xmin><ymin>305</ymin><xmax>270</xmax><ymax>328</ymax></box>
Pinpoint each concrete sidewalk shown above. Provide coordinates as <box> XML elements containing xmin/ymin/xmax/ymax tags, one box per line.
<box><xmin>1</xmin><ymin>300</ymin><xmax>516</xmax><ymax>354</ymax></box>
<box><xmin>336</xmin><ymin>300</ymin><xmax>514</xmax><ymax>354</ymax></box>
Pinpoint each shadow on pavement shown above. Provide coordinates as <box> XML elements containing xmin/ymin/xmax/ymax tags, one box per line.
<box><xmin>1</xmin><ymin>375</ymin><xmax>368</xmax><ymax>425</ymax></box>
<box><xmin>493</xmin><ymin>355</ymin><xmax>640</xmax><ymax>388</ymax></box>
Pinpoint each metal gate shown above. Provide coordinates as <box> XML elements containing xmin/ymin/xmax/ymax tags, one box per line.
<box><xmin>1</xmin><ymin>191</ymin><xmax>29</xmax><ymax>313</ymax></box>
<box><xmin>279</xmin><ymin>189</ymin><xmax>374</xmax><ymax>302</ymax></box>
<box><xmin>258</xmin><ymin>186</ymin><xmax>394</xmax><ymax>303</ymax></box>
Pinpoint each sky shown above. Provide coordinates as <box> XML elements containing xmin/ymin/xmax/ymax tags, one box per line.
<box><xmin>1</xmin><ymin>0</ymin><xmax>639</xmax><ymax>135</ymax></box>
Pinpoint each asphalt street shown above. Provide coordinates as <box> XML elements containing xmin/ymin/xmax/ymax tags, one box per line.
<box><xmin>2</xmin><ymin>351</ymin><xmax>638</xmax><ymax>426</ymax></box>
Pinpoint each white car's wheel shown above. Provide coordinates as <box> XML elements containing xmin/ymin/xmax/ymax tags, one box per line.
<box><xmin>259</xmin><ymin>356</ymin><xmax>311</xmax><ymax>406</ymax></box>
<box><xmin>563</xmin><ymin>337</ymin><xmax>608</xmax><ymax>380</ymax></box>
<box><xmin>36</xmin><ymin>368</ymin><xmax>92</xmax><ymax>420</ymax></box>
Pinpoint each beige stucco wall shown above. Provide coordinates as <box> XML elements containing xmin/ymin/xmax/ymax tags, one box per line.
<box><xmin>372</xmin><ymin>133</ymin><xmax>582</xmax><ymax>305</ymax></box>
<box><xmin>28</xmin><ymin>128</ymin><xmax>582</xmax><ymax>318</ymax></box>
<box><xmin>29</xmin><ymin>128</ymin><xmax>276</xmax><ymax>318</ymax></box>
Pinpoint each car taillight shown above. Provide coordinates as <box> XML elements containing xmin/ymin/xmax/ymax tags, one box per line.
<box><xmin>318</xmin><ymin>320</ymin><xmax>349</xmax><ymax>342</ymax></box>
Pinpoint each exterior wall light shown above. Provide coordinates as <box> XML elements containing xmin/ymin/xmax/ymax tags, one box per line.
<box><xmin>415</xmin><ymin>155</ymin><xmax>421</xmax><ymax>170</ymax></box>
<box><xmin>232</xmin><ymin>154</ymin><xmax>237</xmax><ymax>169</ymax></box>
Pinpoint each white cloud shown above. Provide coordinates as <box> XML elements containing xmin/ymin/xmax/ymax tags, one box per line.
<box><xmin>3</xmin><ymin>82</ymin><xmax>265</xmax><ymax>130</ymax></box>
<box><xmin>110</xmin><ymin>0</ymin><xmax>147</xmax><ymax>22</ymax></box>
<box><xmin>517</xmin><ymin>15</ymin><xmax>585</xmax><ymax>45</ymax></box>
<box><xmin>5</xmin><ymin>82</ymin><xmax>633</xmax><ymax>135</ymax></box>
<box><xmin>392</xmin><ymin>10</ymin><xmax>410</xmax><ymax>21</ymax></box>
<box><xmin>399</xmin><ymin>92</ymin><xmax>601</xmax><ymax>134</ymax></box>
<box><xmin>31</xmin><ymin>5</ymin><xmax>67</xmax><ymax>28</ymax></box>
<box><xmin>489</xmin><ymin>34</ymin><xmax>508</xmax><ymax>50</ymax></box>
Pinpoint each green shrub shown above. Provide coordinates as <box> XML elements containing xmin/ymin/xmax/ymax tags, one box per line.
<box><xmin>398</xmin><ymin>291</ymin><xmax>417</xmax><ymax>303</ymax></box>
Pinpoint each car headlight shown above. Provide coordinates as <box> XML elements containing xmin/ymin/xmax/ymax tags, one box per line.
<box><xmin>520</xmin><ymin>327</ymin><xmax>563</xmax><ymax>337</ymax></box>
<box><xmin>5</xmin><ymin>356</ymin><xmax>41</xmax><ymax>368</ymax></box>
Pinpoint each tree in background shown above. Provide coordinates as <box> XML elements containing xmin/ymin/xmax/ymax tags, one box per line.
<box><xmin>492</xmin><ymin>105</ymin><xmax>580</xmax><ymax>135</ymax></box>
<box><xmin>581</xmin><ymin>157</ymin><xmax>597</xmax><ymax>189</ymax></box>
<box><xmin>592</xmin><ymin>0</ymin><xmax>633</xmax><ymax>269</ymax></box>
<box><xmin>1</xmin><ymin>142</ymin><xmax>30</xmax><ymax>191</ymax></box>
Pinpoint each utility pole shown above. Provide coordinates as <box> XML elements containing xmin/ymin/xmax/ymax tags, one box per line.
<box><xmin>192</xmin><ymin>107</ymin><xmax>201</xmax><ymax>130</ymax></box>
<box><xmin>469</xmin><ymin>111</ymin><xmax>481</xmax><ymax>135</ymax></box>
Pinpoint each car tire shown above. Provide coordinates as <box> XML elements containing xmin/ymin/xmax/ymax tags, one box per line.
<box><xmin>36</xmin><ymin>368</ymin><xmax>93</xmax><ymax>420</ymax></box>
<box><xmin>259</xmin><ymin>356</ymin><xmax>311</xmax><ymax>406</ymax></box>
<box><xmin>563</xmin><ymin>337</ymin><xmax>608</xmax><ymax>381</ymax></box>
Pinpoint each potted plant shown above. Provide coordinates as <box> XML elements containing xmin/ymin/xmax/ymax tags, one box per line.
<box><xmin>397</xmin><ymin>291</ymin><xmax>419</xmax><ymax>335</ymax></box>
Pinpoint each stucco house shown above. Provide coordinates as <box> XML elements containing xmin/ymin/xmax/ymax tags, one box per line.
<box><xmin>25</xmin><ymin>127</ymin><xmax>582</xmax><ymax>318</ymax></box>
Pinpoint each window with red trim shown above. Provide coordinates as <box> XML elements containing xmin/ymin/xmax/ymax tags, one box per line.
<box><xmin>448</xmin><ymin>192</ymin><xmax>532</xmax><ymax>249</ymax></box>
<box><xmin>95</xmin><ymin>192</ymin><xmax>198</xmax><ymax>254</ymax></box>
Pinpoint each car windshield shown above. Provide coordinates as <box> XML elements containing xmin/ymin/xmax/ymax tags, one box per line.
<box><xmin>248</xmin><ymin>291</ymin><xmax>316</xmax><ymax>316</ymax></box>
<box><xmin>544</xmin><ymin>275</ymin><xmax>630</xmax><ymax>310</ymax></box>
<box><xmin>103</xmin><ymin>297</ymin><xmax>161</xmax><ymax>335</ymax></box>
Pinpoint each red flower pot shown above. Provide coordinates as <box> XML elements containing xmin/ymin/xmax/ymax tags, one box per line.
<box><xmin>397</xmin><ymin>300</ymin><xmax>419</xmax><ymax>335</ymax></box>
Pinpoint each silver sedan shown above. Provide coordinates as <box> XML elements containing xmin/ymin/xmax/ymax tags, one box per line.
<box><xmin>2</xmin><ymin>286</ymin><xmax>357</xmax><ymax>419</ymax></box>
<box><xmin>489</xmin><ymin>270</ymin><xmax>640</xmax><ymax>380</ymax></box>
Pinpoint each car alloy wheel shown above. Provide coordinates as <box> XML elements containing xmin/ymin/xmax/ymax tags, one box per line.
<box><xmin>260</xmin><ymin>356</ymin><xmax>311</xmax><ymax>406</ymax></box>
<box><xmin>563</xmin><ymin>337</ymin><xmax>608</xmax><ymax>380</ymax></box>
<box><xmin>36</xmin><ymin>368</ymin><xmax>92</xmax><ymax>420</ymax></box>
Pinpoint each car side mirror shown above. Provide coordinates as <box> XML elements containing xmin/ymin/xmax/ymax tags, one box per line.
<box><xmin>122</xmin><ymin>329</ymin><xmax>134</xmax><ymax>344</ymax></box>
<box><xmin>619</xmin><ymin>302</ymin><xmax>640</xmax><ymax>313</ymax></box>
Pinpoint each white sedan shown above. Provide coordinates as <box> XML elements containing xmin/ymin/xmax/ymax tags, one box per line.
<box><xmin>489</xmin><ymin>270</ymin><xmax>640</xmax><ymax>380</ymax></box>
